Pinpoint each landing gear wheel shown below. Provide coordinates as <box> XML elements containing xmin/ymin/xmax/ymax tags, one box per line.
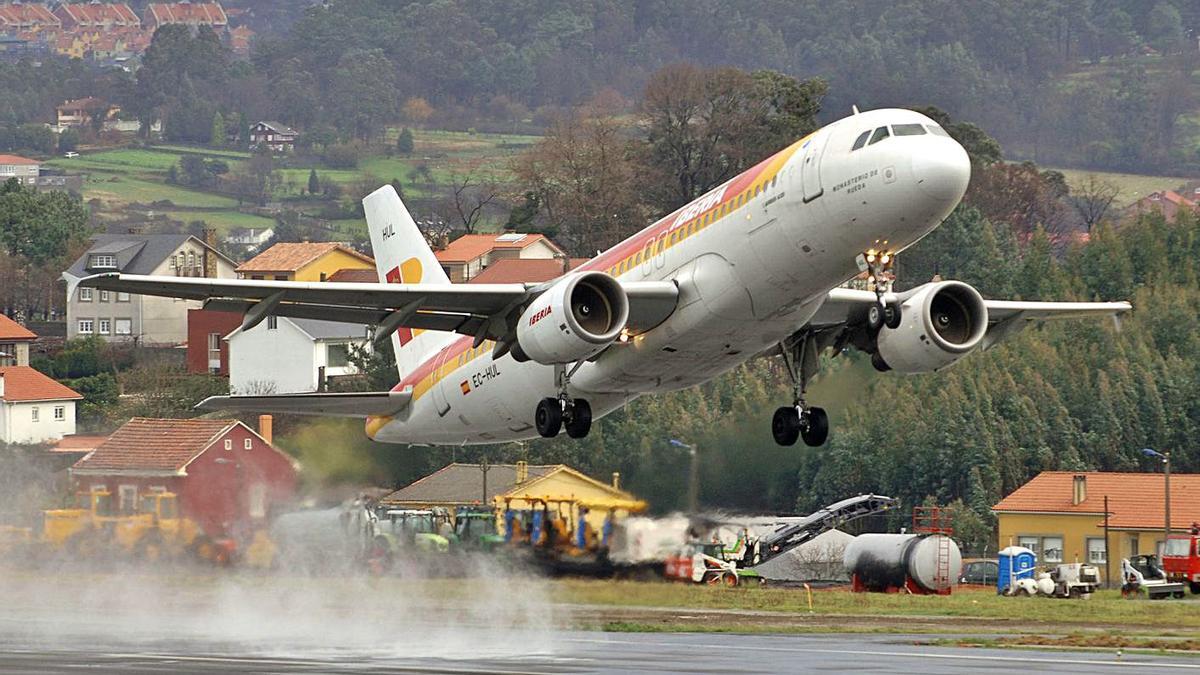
<box><xmin>535</xmin><ymin>398</ymin><xmax>562</xmax><ymax>438</ymax></box>
<box><xmin>772</xmin><ymin>407</ymin><xmax>801</xmax><ymax>446</ymax></box>
<box><xmin>565</xmin><ymin>399</ymin><xmax>592</xmax><ymax>439</ymax></box>
<box><xmin>866</xmin><ymin>304</ymin><xmax>884</xmax><ymax>332</ymax></box>
<box><xmin>883</xmin><ymin>301</ymin><xmax>902</xmax><ymax>329</ymax></box>
<box><xmin>801</xmin><ymin>407</ymin><xmax>829</xmax><ymax>447</ymax></box>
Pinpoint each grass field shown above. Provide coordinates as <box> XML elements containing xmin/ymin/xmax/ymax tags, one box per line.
<box><xmin>161</xmin><ymin>210</ymin><xmax>276</xmax><ymax>232</ymax></box>
<box><xmin>1048</xmin><ymin>166</ymin><xmax>1192</xmax><ymax>208</ymax></box>
<box><xmin>549</xmin><ymin>579</ymin><xmax>1200</xmax><ymax>631</ymax></box>
<box><xmin>81</xmin><ymin>175</ymin><xmax>238</xmax><ymax>208</ymax></box>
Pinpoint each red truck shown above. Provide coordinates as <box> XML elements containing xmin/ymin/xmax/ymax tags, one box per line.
<box><xmin>1161</xmin><ymin>535</ymin><xmax>1200</xmax><ymax>594</ymax></box>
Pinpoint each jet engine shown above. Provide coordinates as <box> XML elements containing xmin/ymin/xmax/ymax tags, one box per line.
<box><xmin>512</xmin><ymin>271</ymin><xmax>629</xmax><ymax>364</ymax></box>
<box><xmin>874</xmin><ymin>281</ymin><xmax>988</xmax><ymax>374</ymax></box>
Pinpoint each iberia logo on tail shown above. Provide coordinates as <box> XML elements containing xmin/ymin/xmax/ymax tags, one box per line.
<box><xmin>385</xmin><ymin>256</ymin><xmax>423</xmax><ymax>346</ymax></box>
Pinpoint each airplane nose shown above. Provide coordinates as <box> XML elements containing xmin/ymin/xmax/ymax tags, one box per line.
<box><xmin>911</xmin><ymin>139</ymin><xmax>971</xmax><ymax>204</ymax></box>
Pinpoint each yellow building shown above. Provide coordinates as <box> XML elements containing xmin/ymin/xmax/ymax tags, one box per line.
<box><xmin>993</xmin><ymin>471</ymin><xmax>1200</xmax><ymax>584</ymax></box>
<box><xmin>236</xmin><ymin>242</ymin><xmax>374</xmax><ymax>282</ymax></box>
<box><xmin>380</xmin><ymin>461</ymin><xmax>644</xmax><ymax>532</ymax></box>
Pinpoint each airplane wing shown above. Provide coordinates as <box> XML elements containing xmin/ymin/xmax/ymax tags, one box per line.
<box><xmin>74</xmin><ymin>273</ymin><xmax>679</xmax><ymax>345</ymax></box>
<box><xmin>196</xmin><ymin>390</ymin><xmax>412</xmax><ymax>418</ymax></box>
<box><xmin>811</xmin><ymin>287</ymin><xmax>1131</xmax><ymax>350</ymax></box>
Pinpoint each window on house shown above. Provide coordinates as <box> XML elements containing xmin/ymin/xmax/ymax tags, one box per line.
<box><xmin>118</xmin><ymin>485</ymin><xmax>137</xmax><ymax>513</ymax></box>
<box><xmin>224</xmin><ymin>439</ymin><xmax>233</xmax><ymax>450</ymax></box>
<box><xmin>327</xmin><ymin>343</ymin><xmax>351</xmax><ymax>368</ymax></box>
<box><xmin>79</xmin><ymin>287</ymin><xmax>93</xmax><ymax>302</ymax></box>
<box><xmin>868</xmin><ymin>126</ymin><xmax>890</xmax><ymax>145</ymax></box>
<box><xmin>207</xmin><ymin>332</ymin><xmax>221</xmax><ymax>364</ymax></box>
<box><xmin>117</xmin><ymin>292</ymin><xmax>130</xmax><ymax>302</ymax></box>
<box><xmin>98</xmin><ymin>319</ymin><xmax>111</xmax><ymax>335</ymax></box>
<box><xmin>99</xmin><ymin>290</ymin><xmax>110</xmax><ymax>303</ymax></box>
<box><xmin>187</xmin><ymin>252</ymin><xmax>196</xmax><ymax>271</ymax></box>
<box><xmin>248</xmin><ymin>483</ymin><xmax>267</xmax><ymax>519</ymax></box>
<box><xmin>90</xmin><ymin>254</ymin><xmax>117</xmax><ymax>268</ymax></box>
<box><xmin>77</xmin><ymin>319</ymin><xmax>93</xmax><ymax>334</ymax></box>
<box><xmin>1087</xmin><ymin>537</ymin><xmax>1107</xmax><ymax>564</ymax></box>
<box><xmin>170</xmin><ymin>256</ymin><xmax>177</xmax><ymax>270</ymax></box>
<box><xmin>54</xmin><ymin>406</ymin><xmax>65</xmax><ymax>421</ymax></box>
<box><xmin>115</xmin><ymin>319</ymin><xmax>132</xmax><ymax>335</ymax></box>
<box><xmin>31</xmin><ymin>407</ymin><xmax>39</xmax><ymax>422</ymax></box>
<box><xmin>1017</xmin><ymin>535</ymin><xmax>1039</xmax><ymax>555</ymax></box>
<box><xmin>244</xmin><ymin>438</ymin><xmax>252</xmax><ymax>450</ymax></box>
<box><xmin>1042</xmin><ymin>536</ymin><xmax>1063</xmax><ymax>563</ymax></box>
<box><xmin>266</xmin><ymin>316</ymin><xmax>278</xmax><ymax>330</ymax></box>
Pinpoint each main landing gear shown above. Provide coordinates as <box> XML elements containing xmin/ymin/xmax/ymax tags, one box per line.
<box><xmin>773</xmin><ymin>331</ymin><xmax>829</xmax><ymax>447</ymax></box>
<box><xmin>535</xmin><ymin>362</ymin><xmax>592</xmax><ymax>439</ymax></box>
<box><xmin>859</xmin><ymin>246</ymin><xmax>902</xmax><ymax>331</ymax></box>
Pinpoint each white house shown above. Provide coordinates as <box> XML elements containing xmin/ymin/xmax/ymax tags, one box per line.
<box><xmin>0</xmin><ymin>154</ymin><xmax>40</xmax><ymax>185</ymax></box>
<box><xmin>228</xmin><ymin>317</ymin><xmax>369</xmax><ymax>394</ymax></box>
<box><xmin>62</xmin><ymin>234</ymin><xmax>236</xmax><ymax>345</ymax></box>
<box><xmin>0</xmin><ymin>367</ymin><xmax>82</xmax><ymax>445</ymax></box>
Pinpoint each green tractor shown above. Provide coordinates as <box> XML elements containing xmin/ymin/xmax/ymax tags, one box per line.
<box><xmin>453</xmin><ymin>507</ymin><xmax>504</xmax><ymax>552</ymax></box>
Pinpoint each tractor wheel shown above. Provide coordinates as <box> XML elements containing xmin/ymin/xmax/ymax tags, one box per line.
<box><xmin>1190</xmin><ymin>582</ymin><xmax>1200</xmax><ymax>595</ymax></box>
<box><xmin>723</xmin><ymin>573</ymin><xmax>739</xmax><ymax>587</ymax></box>
<box><xmin>189</xmin><ymin>535</ymin><xmax>217</xmax><ymax>565</ymax></box>
<box><xmin>135</xmin><ymin>533</ymin><xmax>168</xmax><ymax>564</ymax></box>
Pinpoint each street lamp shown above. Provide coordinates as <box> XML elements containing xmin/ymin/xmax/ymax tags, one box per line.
<box><xmin>1142</xmin><ymin>448</ymin><xmax>1172</xmax><ymax>552</ymax></box>
<box><xmin>670</xmin><ymin>439</ymin><xmax>699</xmax><ymax>513</ymax></box>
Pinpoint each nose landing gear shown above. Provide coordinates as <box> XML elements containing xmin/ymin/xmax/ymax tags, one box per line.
<box><xmin>535</xmin><ymin>362</ymin><xmax>593</xmax><ymax>439</ymax></box>
<box><xmin>858</xmin><ymin>247</ymin><xmax>902</xmax><ymax>330</ymax></box>
<box><xmin>773</xmin><ymin>331</ymin><xmax>829</xmax><ymax>447</ymax></box>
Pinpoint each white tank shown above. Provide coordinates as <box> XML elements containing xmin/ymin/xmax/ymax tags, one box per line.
<box><xmin>843</xmin><ymin>533</ymin><xmax>963</xmax><ymax>592</ymax></box>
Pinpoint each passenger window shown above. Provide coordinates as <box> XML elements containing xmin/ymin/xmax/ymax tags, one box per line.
<box><xmin>851</xmin><ymin>130</ymin><xmax>870</xmax><ymax>151</ymax></box>
<box><xmin>927</xmin><ymin>124</ymin><xmax>951</xmax><ymax>137</ymax></box>
<box><xmin>669</xmin><ymin>231</ymin><xmax>677</xmax><ymax>245</ymax></box>
<box><xmin>868</xmin><ymin>126</ymin><xmax>890</xmax><ymax>145</ymax></box>
<box><xmin>892</xmin><ymin>123</ymin><xmax>927</xmax><ymax>136</ymax></box>
<box><xmin>771</xmin><ymin>176</ymin><xmax>778</xmax><ymax>188</ymax></box>
<box><xmin>634</xmin><ymin>251</ymin><xmax>642</xmax><ymax>264</ymax></box>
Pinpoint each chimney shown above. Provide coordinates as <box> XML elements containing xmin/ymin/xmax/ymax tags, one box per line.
<box><xmin>203</xmin><ymin>227</ymin><xmax>217</xmax><ymax>278</ymax></box>
<box><xmin>515</xmin><ymin>460</ymin><xmax>528</xmax><ymax>485</ymax></box>
<box><xmin>1072</xmin><ymin>474</ymin><xmax>1087</xmax><ymax>505</ymax></box>
<box><xmin>0</xmin><ymin>372</ymin><xmax>5</xmax><ymax>399</ymax></box>
<box><xmin>612</xmin><ymin>472</ymin><xmax>621</xmax><ymax>490</ymax></box>
<box><xmin>258</xmin><ymin>414</ymin><xmax>273</xmax><ymax>445</ymax></box>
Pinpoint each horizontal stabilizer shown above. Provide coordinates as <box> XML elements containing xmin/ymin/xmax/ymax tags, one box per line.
<box><xmin>196</xmin><ymin>390</ymin><xmax>411</xmax><ymax>418</ymax></box>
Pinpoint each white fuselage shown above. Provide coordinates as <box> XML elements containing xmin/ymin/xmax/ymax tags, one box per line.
<box><xmin>367</xmin><ymin>108</ymin><xmax>971</xmax><ymax>445</ymax></box>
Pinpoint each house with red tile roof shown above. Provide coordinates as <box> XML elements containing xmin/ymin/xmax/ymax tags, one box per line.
<box><xmin>0</xmin><ymin>154</ymin><xmax>39</xmax><ymax>186</ymax></box>
<box><xmin>994</xmin><ymin>471</ymin><xmax>1200</xmax><ymax>584</ymax></box>
<box><xmin>466</xmin><ymin>257</ymin><xmax>584</xmax><ymax>284</ymax></box>
<box><xmin>1133</xmin><ymin>190</ymin><xmax>1198</xmax><ymax>223</ymax></box>
<box><xmin>53</xmin><ymin>2</ymin><xmax>139</xmax><ymax>30</ymax></box>
<box><xmin>142</xmin><ymin>2</ymin><xmax>226</xmax><ymax>30</ymax></box>
<box><xmin>0</xmin><ymin>365</ymin><xmax>81</xmax><ymax>445</ymax></box>
<box><xmin>0</xmin><ymin>314</ymin><xmax>35</xmax><ymax>367</ymax></box>
<box><xmin>0</xmin><ymin>2</ymin><xmax>60</xmax><ymax>33</ymax></box>
<box><xmin>55</xmin><ymin>97</ymin><xmax>120</xmax><ymax>128</ymax></box>
<box><xmin>70</xmin><ymin>416</ymin><xmax>296</xmax><ymax>537</ymax></box>
<box><xmin>236</xmin><ymin>241</ymin><xmax>373</xmax><ymax>282</ymax></box>
<box><xmin>435</xmin><ymin>233</ymin><xmax>565</xmax><ymax>282</ymax></box>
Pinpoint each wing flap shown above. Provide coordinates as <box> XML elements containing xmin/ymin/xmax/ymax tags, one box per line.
<box><xmin>196</xmin><ymin>390</ymin><xmax>411</xmax><ymax>418</ymax></box>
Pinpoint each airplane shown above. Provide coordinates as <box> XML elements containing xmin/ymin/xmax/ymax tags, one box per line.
<box><xmin>76</xmin><ymin>108</ymin><xmax>1130</xmax><ymax>447</ymax></box>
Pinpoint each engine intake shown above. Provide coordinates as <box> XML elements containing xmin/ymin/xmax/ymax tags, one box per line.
<box><xmin>512</xmin><ymin>272</ymin><xmax>629</xmax><ymax>364</ymax></box>
<box><xmin>875</xmin><ymin>281</ymin><xmax>988</xmax><ymax>374</ymax></box>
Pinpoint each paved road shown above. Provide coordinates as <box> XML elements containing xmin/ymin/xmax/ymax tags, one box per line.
<box><xmin>0</xmin><ymin>632</ymin><xmax>1196</xmax><ymax>674</ymax></box>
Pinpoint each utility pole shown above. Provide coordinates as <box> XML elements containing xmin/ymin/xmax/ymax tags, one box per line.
<box><xmin>480</xmin><ymin>457</ymin><xmax>490</xmax><ymax>506</ymax></box>
<box><xmin>1142</xmin><ymin>448</ymin><xmax>1172</xmax><ymax>556</ymax></box>
<box><xmin>1104</xmin><ymin>495</ymin><xmax>1111</xmax><ymax>589</ymax></box>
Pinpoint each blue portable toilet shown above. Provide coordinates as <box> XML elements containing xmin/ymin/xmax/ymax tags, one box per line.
<box><xmin>997</xmin><ymin>546</ymin><xmax>1037</xmax><ymax>593</ymax></box>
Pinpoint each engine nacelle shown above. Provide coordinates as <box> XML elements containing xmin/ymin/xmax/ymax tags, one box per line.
<box><xmin>875</xmin><ymin>281</ymin><xmax>988</xmax><ymax>374</ymax></box>
<box><xmin>512</xmin><ymin>271</ymin><xmax>629</xmax><ymax>364</ymax></box>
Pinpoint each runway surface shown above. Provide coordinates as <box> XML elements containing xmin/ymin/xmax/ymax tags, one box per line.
<box><xmin>1</xmin><ymin>631</ymin><xmax>1197</xmax><ymax>674</ymax></box>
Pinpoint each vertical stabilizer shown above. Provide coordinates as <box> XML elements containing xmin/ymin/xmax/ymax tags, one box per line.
<box><xmin>363</xmin><ymin>185</ymin><xmax>455</xmax><ymax>379</ymax></box>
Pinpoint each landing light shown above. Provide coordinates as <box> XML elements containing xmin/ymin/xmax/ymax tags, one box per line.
<box><xmin>618</xmin><ymin>330</ymin><xmax>631</xmax><ymax>343</ymax></box>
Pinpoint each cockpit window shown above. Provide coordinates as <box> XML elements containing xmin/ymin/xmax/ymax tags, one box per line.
<box><xmin>851</xmin><ymin>130</ymin><xmax>870</xmax><ymax>151</ymax></box>
<box><xmin>927</xmin><ymin>124</ymin><xmax>951</xmax><ymax>137</ymax></box>
<box><xmin>867</xmin><ymin>126</ymin><xmax>890</xmax><ymax>145</ymax></box>
<box><xmin>892</xmin><ymin>123</ymin><xmax>926</xmax><ymax>136</ymax></box>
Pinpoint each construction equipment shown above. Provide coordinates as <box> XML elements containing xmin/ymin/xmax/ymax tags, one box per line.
<box><xmin>452</xmin><ymin>507</ymin><xmax>504</xmax><ymax>551</ymax></box>
<box><xmin>844</xmin><ymin>533</ymin><xmax>963</xmax><ymax>595</ymax></box>
<box><xmin>664</xmin><ymin>541</ymin><xmax>740</xmax><ymax>586</ymax></box>
<box><xmin>1004</xmin><ymin>562</ymin><xmax>1101</xmax><ymax>598</ymax></box>
<box><xmin>1122</xmin><ymin>555</ymin><xmax>1186</xmax><ymax>599</ymax></box>
<box><xmin>747</xmin><ymin>494</ymin><xmax>897</xmax><ymax>568</ymax></box>
<box><xmin>39</xmin><ymin>488</ymin><xmax>224</xmax><ymax>563</ymax></box>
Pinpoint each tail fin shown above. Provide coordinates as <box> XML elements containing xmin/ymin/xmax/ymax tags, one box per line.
<box><xmin>363</xmin><ymin>185</ymin><xmax>455</xmax><ymax>379</ymax></box>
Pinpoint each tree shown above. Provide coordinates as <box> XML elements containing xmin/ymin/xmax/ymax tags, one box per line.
<box><xmin>402</xmin><ymin>97</ymin><xmax>434</xmax><ymax>126</ymax></box>
<box><xmin>210</xmin><ymin>111</ymin><xmax>225</xmax><ymax>148</ymax></box>
<box><xmin>397</xmin><ymin>127</ymin><xmax>414</xmax><ymax>155</ymax></box>
<box><xmin>1070</xmin><ymin>174</ymin><xmax>1120</xmax><ymax>232</ymax></box>
<box><xmin>307</xmin><ymin>168</ymin><xmax>320</xmax><ymax>195</ymax></box>
<box><xmin>0</xmin><ymin>179</ymin><xmax>90</xmax><ymax>267</ymax></box>
<box><xmin>58</xmin><ymin>128</ymin><xmax>79</xmax><ymax>153</ymax></box>
<box><xmin>439</xmin><ymin>171</ymin><xmax>499</xmax><ymax>234</ymax></box>
<box><xmin>329</xmin><ymin>49</ymin><xmax>398</xmax><ymax>141</ymax></box>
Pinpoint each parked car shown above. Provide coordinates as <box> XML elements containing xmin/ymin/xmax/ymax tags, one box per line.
<box><xmin>63</xmin><ymin>151</ymin><xmax>79</xmax><ymax>158</ymax></box>
<box><xmin>960</xmin><ymin>558</ymin><xmax>999</xmax><ymax>585</ymax></box>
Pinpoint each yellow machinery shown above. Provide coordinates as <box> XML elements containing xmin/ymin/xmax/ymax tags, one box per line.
<box><xmin>40</xmin><ymin>488</ymin><xmax>216</xmax><ymax>562</ymax></box>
